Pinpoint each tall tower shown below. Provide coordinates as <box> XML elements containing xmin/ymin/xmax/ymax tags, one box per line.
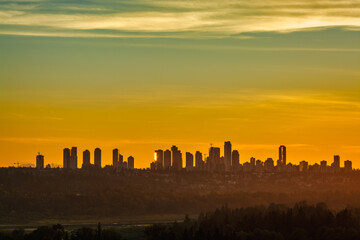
<box><xmin>163</xmin><ymin>150</ymin><xmax>171</xmax><ymax>170</ymax></box>
<box><xmin>209</xmin><ymin>147</ymin><xmax>220</xmax><ymax>171</ymax></box>
<box><xmin>195</xmin><ymin>151</ymin><xmax>203</xmax><ymax>169</ymax></box>
<box><xmin>231</xmin><ymin>150</ymin><xmax>239</xmax><ymax>171</ymax></box>
<box><xmin>224</xmin><ymin>141</ymin><xmax>232</xmax><ymax>171</ymax></box>
<box><xmin>333</xmin><ymin>155</ymin><xmax>340</xmax><ymax>171</ymax></box>
<box><xmin>63</xmin><ymin>148</ymin><xmax>70</xmax><ymax>169</ymax></box>
<box><xmin>82</xmin><ymin>150</ymin><xmax>90</xmax><ymax>168</ymax></box>
<box><xmin>128</xmin><ymin>156</ymin><xmax>134</xmax><ymax>169</ymax></box>
<box><xmin>279</xmin><ymin>145</ymin><xmax>286</xmax><ymax>167</ymax></box>
<box><xmin>186</xmin><ymin>152</ymin><xmax>194</xmax><ymax>170</ymax></box>
<box><xmin>70</xmin><ymin>147</ymin><xmax>77</xmax><ymax>169</ymax></box>
<box><xmin>320</xmin><ymin>160</ymin><xmax>327</xmax><ymax>172</ymax></box>
<box><xmin>36</xmin><ymin>153</ymin><xmax>44</xmax><ymax>169</ymax></box>
<box><xmin>155</xmin><ymin>149</ymin><xmax>164</xmax><ymax>170</ymax></box>
<box><xmin>344</xmin><ymin>160</ymin><xmax>352</xmax><ymax>172</ymax></box>
<box><xmin>113</xmin><ymin>148</ymin><xmax>119</xmax><ymax>167</ymax></box>
<box><xmin>171</xmin><ymin>145</ymin><xmax>182</xmax><ymax>170</ymax></box>
<box><xmin>94</xmin><ymin>148</ymin><xmax>101</xmax><ymax>168</ymax></box>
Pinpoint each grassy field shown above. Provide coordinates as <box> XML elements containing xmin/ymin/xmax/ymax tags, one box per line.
<box><xmin>0</xmin><ymin>214</ymin><xmax>196</xmax><ymax>239</ymax></box>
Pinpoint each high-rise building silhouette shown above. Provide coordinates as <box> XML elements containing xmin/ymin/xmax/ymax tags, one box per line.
<box><xmin>171</xmin><ymin>145</ymin><xmax>182</xmax><ymax>170</ymax></box>
<box><xmin>63</xmin><ymin>148</ymin><xmax>70</xmax><ymax>169</ymax></box>
<box><xmin>195</xmin><ymin>151</ymin><xmax>203</xmax><ymax>169</ymax></box>
<box><xmin>163</xmin><ymin>149</ymin><xmax>171</xmax><ymax>169</ymax></box>
<box><xmin>209</xmin><ymin>147</ymin><xmax>220</xmax><ymax>171</ymax></box>
<box><xmin>150</xmin><ymin>161</ymin><xmax>156</xmax><ymax>170</ymax></box>
<box><xmin>82</xmin><ymin>150</ymin><xmax>90</xmax><ymax>168</ymax></box>
<box><xmin>155</xmin><ymin>149</ymin><xmax>164</xmax><ymax>169</ymax></box>
<box><xmin>344</xmin><ymin>160</ymin><xmax>352</xmax><ymax>172</ymax></box>
<box><xmin>128</xmin><ymin>156</ymin><xmax>134</xmax><ymax>169</ymax></box>
<box><xmin>36</xmin><ymin>153</ymin><xmax>44</xmax><ymax>169</ymax></box>
<box><xmin>320</xmin><ymin>160</ymin><xmax>327</xmax><ymax>172</ymax></box>
<box><xmin>250</xmin><ymin>157</ymin><xmax>256</xmax><ymax>171</ymax></box>
<box><xmin>231</xmin><ymin>150</ymin><xmax>240</xmax><ymax>171</ymax></box>
<box><xmin>113</xmin><ymin>148</ymin><xmax>119</xmax><ymax>167</ymax></box>
<box><xmin>332</xmin><ymin>155</ymin><xmax>340</xmax><ymax>171</ymax></box>
<box><xmin>94</xmin><ymin>148</ymin><xmax>101</xmax><ymax>168</ymax></box>
<box><xmin>69</xmin><ymin>147</ymin><xmax>77</xmax><ymax>169</ymax></box>
<box><xmin>279</xmin><ymin>145</ymin><xmax>286</xmax><ymax>167</ymax></box>
<box><xmin>185</xmin><ymin>152</ymin><xmax>194</xmax><ymax>170</ymax></box>
<box><xmin>224</xmin><ymin>141</ymin><xmax>232</xmax><ymax>171</ymax></box>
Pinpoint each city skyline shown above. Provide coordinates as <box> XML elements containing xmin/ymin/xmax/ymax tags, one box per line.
<box><xmin>1</xmin><ymin>1</ymin><xmax>359</xmax><ymax>238</ymax></box>
<box><xmin>1</xmin><ymin>0</ymin><xmax>359</xmax><ymax>169</ymax></box>
<box><xmin>28</xmin><ymin>143</ymin><xmax>355</xmax><ymax>171</ymax></box>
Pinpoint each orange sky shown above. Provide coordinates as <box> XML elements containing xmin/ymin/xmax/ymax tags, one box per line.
<box><xmin>0</xmin><ymin>0</ymin><xmax>359</xmax><ymax>169</ymax></box>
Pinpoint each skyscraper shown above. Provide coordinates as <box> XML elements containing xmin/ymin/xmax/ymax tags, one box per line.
<box><xmin>63</xmin><ymin>148</ymin><xmax>70</xmax><ymax>169</ymax></box>
<box><xmin>163</xmin><ymin>149</ymin><xmax>171</xmax><ymax>169</ymax></box>
<box><xmin>171</xmin><ymin>145</ymin><xmax>182</xmax><ymax>170</ymax></box>
<box><xmin>320</xmin><ymin>160</ymin><xmax>327</xmax><ymax>172</ymax></box>
<box><xmin>155</xmin><ymin>149</ymin><xmax>164</xmax><ymax>170</ymax></box>
<box><xmin>333</xmin><ymin>155</ymin><xmax>340</xmax><ymax>171</ymax></box>
<box><xmin>128</xmin><ymin>156</ymin><xmax>134</xmax><ymax>169</ymax></box>
<box><xmin>195</xmin><ymin>151</ymin><xmax>203</xmax><ymax>169</ymax></box>
<box><xmin>82</xmin><ymin>150</ymin><xmax>90</xmax><ymax>168</ymax></box>
<box><xmin>185</xmin><ymin>152</ymin><xmax>194</xmax><ymax>170</ymax></box>
<box><xmin>70</xmin><ymin>147</ymin><xmax>78</xmax><ymax>169</ymax></box>
<box><xmin>224</xmin><ymin>141</ymin><xmax>232</xmax><ymax>171</ymax></box>
<box><xmin>231</xmin><ymin>150</ymin><xmax>239</xmax><ymax>171</ymax></box>
<box><xmin>171</xmin><ymin>145</ymin><xmax>178</xmax><ymax>168</ymax></box>
<box><xmin>209</xmin><ymin>147</ymin><xmax>220</xmax><ymax>171</ymax></box>
<box><xmin>344</xmin><ymin>160</ymin><xmax>352</xmax><ymax>172</ymax></box>
<box><xmin>94</xmin><ymin>148</ymin><xmax>101</xmax><ymax>168</ymax></box>
<box><xmin>279</xmin><ymin>145</ymin><xmax>286</xmax><ymax>167</ymax></box>
<box><xmin>113</xmin><ymin>148</ymin><xmax>119</xmax><ymax>167</ymax></box>
<box><xmin>36</xmin><ymin>153</ymin><xmax>44</xmax><ymax>169</ymax></box>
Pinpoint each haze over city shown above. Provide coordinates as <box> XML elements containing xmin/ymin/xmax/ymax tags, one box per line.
<box><xmin>1</xmin><ymin>0</ymin><xmax>360</xmax><ymax>169</ymax></box>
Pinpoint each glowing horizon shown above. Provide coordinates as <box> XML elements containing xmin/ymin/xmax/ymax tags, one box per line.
<box><xmin>0</xmin><ymin>0</ymin><xmax>359</xmax><ymax>168</ymax></box>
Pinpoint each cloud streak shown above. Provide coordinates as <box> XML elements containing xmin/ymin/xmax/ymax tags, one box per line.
<box><xmin>0</xmin><ymin>0</ymin><xmax>359</xmax><ymax>38</ymax></box>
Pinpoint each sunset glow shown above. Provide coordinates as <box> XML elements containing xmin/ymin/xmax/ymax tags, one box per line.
<box><xmin>0</xmin><ymin>0</ymin><xmax>359</xmax><ymax>168</ymax></box>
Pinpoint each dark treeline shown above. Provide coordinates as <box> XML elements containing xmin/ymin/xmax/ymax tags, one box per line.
<box><xmin>0</xmin><ymin>223</ymin><xmax>123</xmax><ymax>240</ymax></box>
<box><xmin>2</xmin><ymin>168</ymin><xmax>360</xmax><ymax>224</ymax></box>
<box><xmin>145</xmin><ymin>202</ymin><xmax>360</xmax><ymax>240</ymax></box>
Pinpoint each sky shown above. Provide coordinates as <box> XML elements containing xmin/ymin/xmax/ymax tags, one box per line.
<box><xmin>0</xmin><ymin>0</ymin><xmax>360</xmax><ymax>168</ymax></box>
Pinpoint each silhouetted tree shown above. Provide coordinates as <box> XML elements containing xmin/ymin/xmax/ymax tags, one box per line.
<box><xmin>145</xmin><ymin>203</ymin><xmax>360</xmax><ymax>240</ymax></box>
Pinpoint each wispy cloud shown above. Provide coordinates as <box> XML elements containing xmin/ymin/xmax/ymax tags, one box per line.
<box><xmin>0</xmin><ymin>0</ymin><xmax>359</xmax><ymax>38</ymax></box>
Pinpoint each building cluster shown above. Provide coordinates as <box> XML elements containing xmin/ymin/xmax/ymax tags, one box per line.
<box><xmin>110</xmin><ymin>148</ymin><xmax>134</xmax><ymax>169</ymax></box>
<box><xmin>35</xmin><ymin>147</ymin><xmax>135</xmax><ymax>170</ymax></box>
<box><xmin>34</xmin><ymin>142</ymin><xmax>353</xmax><ymax>173</ymax></box>
<box><xmin>150</xmin><ymin>142</ymin><xmax>353</xmax><ymax>173</ymax></box>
